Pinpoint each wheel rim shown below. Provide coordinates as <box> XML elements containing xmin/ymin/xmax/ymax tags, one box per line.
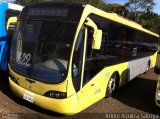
<box><xmin>108</xmin><ymin>75</ymin><xmax>116</xmax><ymax>93</ymax></box>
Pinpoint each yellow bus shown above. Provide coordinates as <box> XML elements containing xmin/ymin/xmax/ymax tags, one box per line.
<box><xmin>9</xmin><ymin>3</ymin><xmax>159</xmax><ymax>115</ymax></box>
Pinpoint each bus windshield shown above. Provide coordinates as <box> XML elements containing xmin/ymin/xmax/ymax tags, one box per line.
<box><xmin>10</xmin><ymin>20</ymin><xmax>77</xmax><ymax>83</ymax></box>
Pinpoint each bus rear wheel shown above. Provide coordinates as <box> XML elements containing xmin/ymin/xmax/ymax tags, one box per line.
<box><xmin>106</xmin><ymin>73</ymin><xmax>118</xmax><ymax>98</ymax></box>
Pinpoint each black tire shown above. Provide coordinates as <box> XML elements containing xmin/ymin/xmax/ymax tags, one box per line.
<box><xmin>106</xmin><ymin>73</ymin><xmax>118</xmax><ymax>98</ymax></box>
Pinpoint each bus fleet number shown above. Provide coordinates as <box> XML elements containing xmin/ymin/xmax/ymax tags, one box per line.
<box><xmin>18</xmin><ymin>53</ymin><xmax>31</xmax><ymax>67</ymax></box>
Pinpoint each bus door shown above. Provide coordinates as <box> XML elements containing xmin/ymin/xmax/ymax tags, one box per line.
<box><xmin>76</xmin><ymin>18</ymin><xmax>103</xmax><ymax>111</ymax></box>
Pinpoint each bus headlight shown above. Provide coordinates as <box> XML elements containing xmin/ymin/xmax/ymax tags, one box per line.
<box><xmin>44</xmin><ymin>91</ymin><xmax>67</xmax><ymax>99</ymax></box>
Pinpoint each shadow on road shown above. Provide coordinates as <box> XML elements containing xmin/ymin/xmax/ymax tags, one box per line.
<box><xmin>0</xmin><ymin>72</ymin><xmax>65</xmax><ymax>118</ymax></box>
<box><xmin>112</xmin><ymin>76</ymin><xmax>160</xmax><ymax>115</ymax></box>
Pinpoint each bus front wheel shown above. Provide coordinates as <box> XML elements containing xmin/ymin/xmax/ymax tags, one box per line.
<box><xmin>106</xmin><ymin>73</ymin><xmax>118</xmax><ymax>98</ymax></box>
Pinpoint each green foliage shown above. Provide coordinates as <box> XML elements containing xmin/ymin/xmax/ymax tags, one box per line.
<box><xmin>125</xmin><ymin>0</ymin><xmax>155</xmax><ymax>12</ymax></box>
<box><xmin>106</xmin><ymin>4</ymin><xmax>128</xmax><ymax>16</ymax></box>
<box><xmin>124</xmin><ymin>0</ymin><xmax>160</xmax><ymax>34</ymax></box>
<box><xmin>140</xmin><ymin>12</ymin><xmax>160</xmax><ymax>34</ymax></box>
<box><xmin>125</xmin><ymin>0</ymin><xmax>155</xmax><ymax>20</ymax></box>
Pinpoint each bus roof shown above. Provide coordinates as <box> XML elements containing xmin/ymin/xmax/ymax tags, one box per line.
<box><xmin>17</xmin><ymin>2</ymin><xmax>159</xmax><ymax>38</ymax></box>
<box><xmin>83</xmin><ymin>4</ymin><xmax>159</xmax><ymax>38</ymax></box>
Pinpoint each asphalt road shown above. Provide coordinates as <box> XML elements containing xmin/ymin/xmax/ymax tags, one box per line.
<box><xmin>0</xmin><ymin>55</ymin><xmax>160</xmax><ymax>119</ymax></box>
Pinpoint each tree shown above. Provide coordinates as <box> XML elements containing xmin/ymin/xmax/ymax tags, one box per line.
<box><xmin>125</xmin><ymin>0</ymin><xmax>155</xmax><ymax>21</ymax></box>
<box><xmin>139</xmin><ymin>11</ymin><xmax>160</xmax><ymax>34</ymax></box>
<box><xmin>106</xmin><ymin>4</ymin><xmax>128</xmax><ymax>16</ymax></box>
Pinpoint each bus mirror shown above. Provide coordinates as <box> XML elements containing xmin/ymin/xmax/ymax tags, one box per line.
<box><xmin>7</xmin><ymin>17</ymin><xmax>17</xmax><ymax>31</ymax></box>
<box><xmin>85</xmin><ymin>17</ymin><xmax>102</xmax><ymax>50</ymax></box>
<box><xmin>92</xmin><ymin>29</ymin><xmax>102</xmax><ymax>49</ymax></box>
<box><xmin>154</xmin><ymin>66</ymin><xmax>160</xmax><ymax>75</ymax></box>
<box><xmin>7</xmin><ymin>17</ymin><xmax>17</xmax><ymax>39</ymax></box>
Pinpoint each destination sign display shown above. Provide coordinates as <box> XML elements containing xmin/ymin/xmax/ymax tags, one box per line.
<box><xmin>28</xmin><ymin>8</ymin><xmax>68</xmax><ymax>17</ymax></box>
<box><xmin>20</xmin><ymin>3</ymin><xmax>84</xmax><ymax>22</ymax></box>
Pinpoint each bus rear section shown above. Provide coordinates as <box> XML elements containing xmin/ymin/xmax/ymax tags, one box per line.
<box><xmin>9</xmin><ymin>3</ymin><xmax>159</xmax><ymax>115</ymax></box>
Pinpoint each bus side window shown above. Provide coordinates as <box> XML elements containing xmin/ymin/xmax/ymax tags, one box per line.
<box><xmin>72</xmin><ymin>26</ymin><xmax>85</xmax><ymax>92</ymax></box>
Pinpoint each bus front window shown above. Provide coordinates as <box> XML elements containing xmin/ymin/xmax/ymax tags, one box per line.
<box><xmin>10</xmin><ymin>20</ymin><xmax>77</xmax><ymax>83</ymax></box>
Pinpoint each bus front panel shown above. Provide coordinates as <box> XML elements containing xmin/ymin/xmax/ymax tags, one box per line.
<box><xmin>9</xmin><ymin>3</ymin><xmax>84</xmax><ymax>114</ymax></box>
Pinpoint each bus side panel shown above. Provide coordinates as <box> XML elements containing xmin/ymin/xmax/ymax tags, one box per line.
<box><xmin>127</xmin><ymin>57</ymin><xmax>150</xmax><ymax>80</ymax></box>
<box><xmin>78</xmin><ymin>62</ymin><xmax>129</xmax><ymax>112</ymax></box>
<box><xmin>78</xmin><ymin>53</ymin><xmax>156</xmax><ymax>112</ymax></box>
<box><xmin>119</xmin><ymin>54</ymin><xmax>157</xmax><ymax>87</ymax></box>
<box><xmin>0</xmin><ymin>2</ymin><xmax>8</xmax><ymax>37</ymax></box>
<box><xmin>150</xmin><ymin>53</ymin><xmax>158</xmax><ymax>68</ymax></box>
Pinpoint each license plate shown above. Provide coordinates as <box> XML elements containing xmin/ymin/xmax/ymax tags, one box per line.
<box><xmin>23</xmin><ymin>93</ymin><xmax>34</xmax><ymax>103</ymax></box>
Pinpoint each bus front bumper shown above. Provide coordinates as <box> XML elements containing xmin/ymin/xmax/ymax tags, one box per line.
<box><xmin>9</xmin><ymin>78</ymin><xmax>79</xmax><ymax>115</ymax></box>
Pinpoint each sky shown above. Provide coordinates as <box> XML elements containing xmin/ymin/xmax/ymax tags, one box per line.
<box><xmin>104</xmin><ymin>0</ymin><xmax>160</xmax><ymax>15</ymax></box>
